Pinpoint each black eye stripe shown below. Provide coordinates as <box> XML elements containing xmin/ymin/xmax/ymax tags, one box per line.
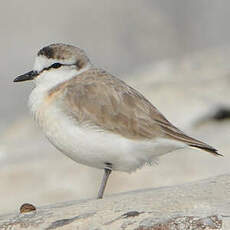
<box><xmin>40</xmin><ymin>63</ymin><xmax>63</xmax><ymax>73</ymax></box>
<box><xmin>39</xmin><ymin>63</ymin><xmax>75</xmax><ymax>74</ymax></box>
<box><xmin>51</xmin><ymin>63</ymin><xmax>62</xmax><ymax>69</ymax></box>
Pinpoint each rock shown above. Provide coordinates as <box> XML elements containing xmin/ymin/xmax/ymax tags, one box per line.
<box><xmin>20</xmin><ymin>203</ymin><xmax>36</xmax><ymax>214</ymax></box>
<box><xmin>0</xmin><ymin>174</ymin><xmax>229</xmax><ymax>229</ymax></box>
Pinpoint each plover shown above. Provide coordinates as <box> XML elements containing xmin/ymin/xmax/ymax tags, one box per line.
<box><xmin>14</xmin><ymin>43</ymin><xmax>220</xmax><ymax>199</ymax></box>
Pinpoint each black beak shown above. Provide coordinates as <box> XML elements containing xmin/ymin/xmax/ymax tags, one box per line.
<box><xmin>14</xmin><ymin>70</ymin><xmax>38</xmax><ymax>82</ymax></box>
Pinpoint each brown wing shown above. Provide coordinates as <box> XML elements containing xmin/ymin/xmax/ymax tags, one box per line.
<box><xmin>50</xmin><ymin>68</ymin><xmax>219</xmax><ymax>155</ymax></box>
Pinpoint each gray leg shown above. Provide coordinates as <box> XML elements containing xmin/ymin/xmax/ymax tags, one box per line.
<box><xmin>97</xmin><ymin>167</ymin><xmax>112</xmax><ymax>199</ymax></box>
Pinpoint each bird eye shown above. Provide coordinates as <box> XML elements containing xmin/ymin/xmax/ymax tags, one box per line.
<box><xmin>51</xmin><ymin>63</ymin><xmax>62</xmax><ymax>69</ymax></box>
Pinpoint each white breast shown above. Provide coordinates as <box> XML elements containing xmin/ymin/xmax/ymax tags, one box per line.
<box><xmin>28</xmin><ymin>68</ymin><xmax>187</xmax><ymax>172</ymax></box>
<box><xmin>29</xmin><ymin>96</ymin><xmax>186</xmax><ymax>172</ymax></box>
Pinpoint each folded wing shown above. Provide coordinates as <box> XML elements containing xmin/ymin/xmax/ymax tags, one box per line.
<box><xmin>50</xmin><ymin>68</ymin><xmax>220</xmax><ymax>156</ymax></box>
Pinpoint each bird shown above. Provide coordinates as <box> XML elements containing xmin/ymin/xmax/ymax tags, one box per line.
<box><xmin>14</xmin><ymin>43</ymin><xmax>221</xmax><ymax>199</ymax></box>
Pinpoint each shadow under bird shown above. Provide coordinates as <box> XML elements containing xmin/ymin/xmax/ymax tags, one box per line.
<box><xmin>14</xmin><ymin>43</ymin><xmax>221</xmax><ymax>199</ymax></box>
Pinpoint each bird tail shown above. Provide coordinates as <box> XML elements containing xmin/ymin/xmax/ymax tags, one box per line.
<box><xmin>188</xmin><ymin>142</ymin><xmax>222</xmax><ymax>156</ymax></box>
<box><xmin>159</xmin><ymin>121</ymin><xmax>222</xmax><ymax>156</ymax></box>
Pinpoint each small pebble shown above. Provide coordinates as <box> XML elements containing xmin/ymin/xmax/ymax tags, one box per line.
<box><xmin>20</xmin><ymin>203</ymin><xmax>36</xmax><ymax>213</ymax></box>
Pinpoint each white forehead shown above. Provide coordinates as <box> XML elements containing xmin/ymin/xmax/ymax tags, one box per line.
<box><xmin>33</xmin><ymin>55</ymin><xmax>76</xmax><ymax>72</ymax></box>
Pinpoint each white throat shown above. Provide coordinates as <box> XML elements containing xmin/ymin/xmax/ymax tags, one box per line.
<box><xmin>35</xmin><ymin>65</ymin><xmax>90</xmax><ymax>90</ymax></box>
<box><xmin>29</xmin><ymin>65</ymin><xmax>90</xmax><ymax>116</ymax></box>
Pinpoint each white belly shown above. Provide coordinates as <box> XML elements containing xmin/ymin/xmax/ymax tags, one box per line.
<box><xmin>32</xmin><ymin>102</ymin><xmax>186</xmax><ymax>172</ymax></box>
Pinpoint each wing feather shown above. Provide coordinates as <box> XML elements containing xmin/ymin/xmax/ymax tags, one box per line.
<box><xmin>49</xmin><ymin>68</ymin><xmax>219</xmax><ymax>155</ymax></box>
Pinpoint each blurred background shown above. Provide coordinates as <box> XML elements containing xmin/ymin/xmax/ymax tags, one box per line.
<box><xmin>0</xmin><ymin>0</ymin><xmax>230</xmax><ymax>214</ymax></box>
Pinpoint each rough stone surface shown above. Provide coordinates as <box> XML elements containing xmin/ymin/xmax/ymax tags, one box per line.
<box><xmin>0</xmin><ymin>174</ymin><xmax>230</xmax><ymax>229</ymax></box>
